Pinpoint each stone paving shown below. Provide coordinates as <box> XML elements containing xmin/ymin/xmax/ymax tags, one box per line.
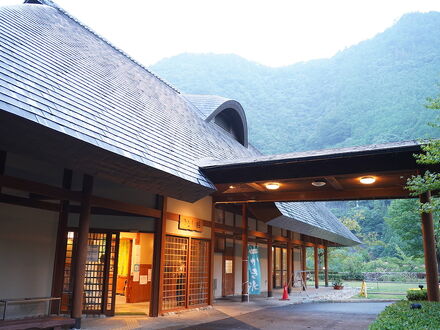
<box><xmin>81</xmin><ymin>286</ymin><xmax>364</xmax><ymax>329</ymax></box>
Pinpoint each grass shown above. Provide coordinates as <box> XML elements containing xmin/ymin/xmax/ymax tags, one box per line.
<box><xmin>369</xmin><ymin>301</ymin><xmax>440</xmax><ymax>329</ymax></box>
<box><xmin>306</xmin><ymin>280</ymin><xmax>423</xmax><ymax>299</ymax></box>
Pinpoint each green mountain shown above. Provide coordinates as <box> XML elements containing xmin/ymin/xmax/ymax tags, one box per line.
<box><xmin>151</xmin><ymin>12</ymin><xmax>440</xmax><ymax>154</ymax></box>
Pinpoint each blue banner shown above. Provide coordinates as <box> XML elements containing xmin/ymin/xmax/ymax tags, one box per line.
<box><xmin>248</xmin><ymin>245</ymin><xmax>261</xmax><ymax>294</ymax></box>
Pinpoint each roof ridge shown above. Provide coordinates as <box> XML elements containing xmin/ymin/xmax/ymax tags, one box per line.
<box><xmin>24</xmin><ymin>0</ymin><xmax>180</xmax><ymax>94</ymax></box>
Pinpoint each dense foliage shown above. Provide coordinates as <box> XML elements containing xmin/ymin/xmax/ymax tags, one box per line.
<box><xmin>151</xmin><ymin>12</ymin><xmax>440</xmax><ymax>154</ymax></box>
<box><xmin>369</xmin><ymin>301</ymin><xmax>440</xmax><ymax>329</ymax></box>
<box><xmin>407</xmin><ymin>288</ymin><xmax>428</xmax><ymax>301</ymax></box>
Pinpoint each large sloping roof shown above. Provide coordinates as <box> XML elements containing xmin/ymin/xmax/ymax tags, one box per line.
<box><xmin>0</xmin><ymin>0</ymin><xmax>359</xmax><ymax>246</ymax></box>
<box><xmin>0</xmin><ymin>2</ymin><xmax>259</xmax><ymax>201</ymax></box>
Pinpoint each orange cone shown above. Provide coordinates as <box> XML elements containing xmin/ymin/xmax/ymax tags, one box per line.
<box><xmin>280</xmin><ymin>283</ymin><xmax>290</xmax><ymax>300</ymax></box>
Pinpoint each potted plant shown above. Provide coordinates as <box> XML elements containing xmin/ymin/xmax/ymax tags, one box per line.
<box><xmin>332</xmin><ymin>278</ymin><xmax>344</xmax><ymax>290</ymax></box>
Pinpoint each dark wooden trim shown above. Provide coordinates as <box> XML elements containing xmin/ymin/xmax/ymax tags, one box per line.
<box><xmin>0</xmin><ymin>174</ymin><xmax>161</xmax><ymax>218</ymax></box>
<box><xmin>208</xmin><ymin>202</ymin><xmax>215</xmax><ymax>305</ymax></box>
<box><xmin>324</xmin><ymin>246</ymin><xmax>329</xmax><ymax>287</ymax></box>
<box><xmin>241</xmin><ymin>203</ymin><xmax>248</xmax><ymax>302</ymax></box>
<box><xmin>149</xmin><ymin>195</ymin><xmax>167</xmax><ymax>317</ymax></box>
<box><xmin>91</xmin><ymin>196</ymin><xmax>161</xmax><ymax>218</ymax></box>
<box><xmin>50</xmin><ymin>169</ymin><xmax>73</xmax><ymax>313</ymax></box>
<box><xmin>420</xmin><ymin>191</ymin><xmax>440</xmax><ymax>302</ymax></box>
<box><xmin>213</xmin><ymin>186</ymin><xmax>410</xmax><ymax>203</ymax></box>
<box><xmin>314</xmin><ymin>246</ymin><xmax>319</xmax><ymax>289</ymax></box>
<box><xmin>301</xmin><ymin>246</ymin><xmax>306</xmax><ymax>284</ymax></box>
<box><xmin>71</xmin><ymin>174</ymin><xmax>94</xmax><ymax>328</ymax></box>
<box><xmin>0</xmin><ymin>150</ymin><xmax>6</xmax><ymax>193</ymax></box>
<box><xmin>267</xmin><ymin>225</ymin><xmax>273</xmax><ymax>297</ymax></box>
<box><xmin>287</xmin><ymin>231</ymin><xmax>292</xmax><ymax>293</ymax></box>
<box><xmin>102</xmin><ymin>233</ymin><xmax>112</xmax><ymax>315</ymax></box>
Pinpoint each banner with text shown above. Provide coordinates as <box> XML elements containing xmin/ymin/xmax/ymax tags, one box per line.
<box><xmin>248</xmin><ymin>245</ymin><xmax>261</xmax><ymax>294</ymax></box>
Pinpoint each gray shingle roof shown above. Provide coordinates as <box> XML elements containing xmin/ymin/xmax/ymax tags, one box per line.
<box><xmin>0</xmin><ymin>1</ymin><xmax>360</xmax><ymax>246</ymax></box>
<box><xmin>0</xmin><ymin>3</ymin><xmax>259</xmax><ymax>192</ymax></box>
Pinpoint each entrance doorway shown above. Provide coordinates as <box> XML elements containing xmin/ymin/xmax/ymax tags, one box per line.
<box><xmin>60</xmin><ymin>230</ymin><xmax>153</xmax><ymax>316</ymax></box>
<box><xmin>115</xmin><ymin>232</ymin><xmax>154</xmax><ymax>315</ymax></box>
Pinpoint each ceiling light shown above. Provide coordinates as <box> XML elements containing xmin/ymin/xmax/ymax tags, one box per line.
<box><xmin>311</xmin><ymin>180</ymin><xmax>326</xmax><ymax>187</ymax></box>
<box><xmin>360</xmin><ymin>176</ymin><xmax>376</xmax><ymax>184</ymax></box>
<box><xmin>265</xmin><ymin>182</ymin><xmax>280</xmax><ymax>190</ymax></box>
<box><xmin>229</xmin><ymin>185</ymin><xmax>235</xmax><ymax>189</ymax></box>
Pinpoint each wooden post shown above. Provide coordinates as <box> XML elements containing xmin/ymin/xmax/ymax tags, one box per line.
<box><xmin>314</xmin><ymin>245</ymin><xmax>319</xmax><ymax>289</ymax></box>
<box><xmin>51</xmin><ymin>169</ymin><xmax>73</xmax><ymax>313</ymax></box>
<box><xmin>241</xmin><ymin>203</ymin><xmax>248</xmax><ymax>302</ymax></box>
<box><xmin>420</xmin><ymin>191</ymin><xmax>440</xmax><ymax>302</ymax></box>
<box><xmin>0</xmin><ymin>150</ymin><xmax>6</xmax><ymax>192</ymax></box>
<box><xmin>324</xmin><ymin>246</ymin><xmax>329</xmax><ymax>287</ymax></box>
<box><xmin>287</xmin><ymin>231</ymin><xmax>292</xmax><ymax>293</ymax></box>
<box><xmin>267</xmin><ymin>225</ymin><xmax>273</xmax><ymax>297</ymax></box>
<box><xmin>71</xmin><ymin>174</ymin><xmax>93</xmax><ymax>329</ymax></box>
<box><xmin>149</xmin><ymin>195</ymin><xmax>167</xmax><ymax>317</ymax></box>
<box><xmin>301</xmin><ymin>246</ymin><xmax>306</xmax><ymax>285</ymax></box>
<box><xmin>208</xmin><ymin>202</ymin><xmax>216</xmax><ymax>305</ymax></box>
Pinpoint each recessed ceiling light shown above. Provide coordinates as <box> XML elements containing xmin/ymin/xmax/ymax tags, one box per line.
<box><xmin>265</xmin><ymin>182</ymin><xmax>280</xmax><ymax>190</ymax></box>
<box><xmin>360</xmin><ymin>176</ymin><xmax>376</xmax><ymax>184</ymax></box>
<box><xmin>229</xmin><ymin>185</ymin><xmax>235</xmax><ymax>189</ymax></box>
<box><xmin>311</xmin><ymin>180</ymin><xmax>326</xmax><ymax>187</ymax></box>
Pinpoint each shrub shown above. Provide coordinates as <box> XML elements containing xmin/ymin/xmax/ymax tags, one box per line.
<box><xmin>406</xmin><ymin>288</ymin><xmax>428</xmax><ymax>301</ymax></box>
<box><xmin>369</xmin><ymin>301</ymin><xmax>440</xmax><ymax>329</ymax></box>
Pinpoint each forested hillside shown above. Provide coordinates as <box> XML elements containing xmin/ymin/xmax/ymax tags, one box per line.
<box><xmin>151</xmin><ymin>12</ymin><xmax>440</xmax><ymax>154</ymax></box>
<box><xmin>151</xmin><ymin>12</ymin><xmax>440</xmax><ymax>274</ymax></box>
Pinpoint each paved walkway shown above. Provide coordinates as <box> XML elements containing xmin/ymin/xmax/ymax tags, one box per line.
<box><xmin>81</xmin><ymin>287</ymin><xmax>390</xmax><ymax>330</ymax></box>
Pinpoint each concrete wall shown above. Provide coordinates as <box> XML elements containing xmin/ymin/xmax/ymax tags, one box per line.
<box><xmin>0</xmin><ymin>204</ymin><xmax>58</xmax><ymax>299</ymax></box>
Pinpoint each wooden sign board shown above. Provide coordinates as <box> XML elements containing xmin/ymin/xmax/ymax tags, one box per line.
<box><xmin>179</xmin><ymin>215</ymin><xmax>203</xmax><ymax>232</ymax></box>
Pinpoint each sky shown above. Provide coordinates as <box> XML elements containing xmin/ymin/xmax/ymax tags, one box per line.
<box><xmin>2</xmin><ymin>0</ymin><xmax>440</xmax><ymax>67</ymax></box>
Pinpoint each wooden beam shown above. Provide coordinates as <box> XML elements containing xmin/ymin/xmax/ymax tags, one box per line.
<box><xmin>287</xmin><ymin>231</ymin><xmax>292</xmax><ymax>293</ymax></box>
<box><xmin>241</xmin><ymin>203</ymin><xmax>248</xmax><ymax>302</ymax></box>
<box><xmin>149</xmin><ymin>195</ymin><xmax>167</xmax><ymax>317</ymax></box>
<box><xmin>208</xmin><ymin>203</ymin><xmax>215</xmax><ymax>305</ymax></box>
<box><xmin>301</xmin><ymin>246</ymin><xmax>306</xmax><ymax>285</ymax></box>
<box><xmin>325</xmin><ymin>176</ymin><xmax>343</xmax><ymax>190</ymax></box>
<box><xmin>51</xmin><ymin>169</ymin><xmax>73</xmax><ymax>313</ymax></box>
<box><xmin>246</xmin><ymin>182</ymin><xmax>265</xmax><ymax>192</ymax></box>
<box><xmin>267</xmin><ymin>225</ymin><xmax>273</xmax><ymax>297</ymax></box>
<box><xmin>314</xmin><ymin>246</ymin><xmax>319</xmax><ymax>289</ymax></box>
<box><xmin>91</xmin><ymin>196</ymin><xmax>161</xmax><ymax>218</ymax></box>
<box><xmin>0</xmin><ymin>174</ymin><xmax>161</xmax><ymax>218</ymax></box>
<box><xmin>214</xmin><ymin>186</ymin><xmax>411</xmax><ymax>203</ymax></box>
<box><xmin>71</xmin><ymin>174</ymin><xmax>93</xmax><ymax>328</ymax></box>
<box><xmin>0</xmin><ymin>150</ymin><xmax>6</xmax><ymax>193</ymax></box>
<box><xmin>324</xmin><ymin>247</ymin><xmax>329</xmax><ymax>287</ymax></box>
<box><xmin>420</xmin><ymin>191</ymin><xmax>440</xmax><ymax>302</ymax></box>
<box><xmin>0</xmin><ymin>174</ymin><xmax>79</xmax><ymax>201</ymax></box>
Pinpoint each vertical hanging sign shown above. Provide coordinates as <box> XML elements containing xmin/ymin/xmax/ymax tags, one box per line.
<box><xmin>248</xmin><ymin>245</ymin><xmax>261</xmax><ymax>294</ymax></box>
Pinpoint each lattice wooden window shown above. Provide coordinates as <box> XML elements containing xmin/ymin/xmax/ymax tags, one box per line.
<box><xmin>83</xmin><ymin>233</ymin><xmax>107</xmax><ymax>313</ymax></box>
<box><xmin>188</xmin><ymin>239</ymin><xmax>209</xmax><ymax>306</ymax></box>
<box><xmin>162</xmin><ymin>236</ymin><xmax>188</xmax><ymax>311</ymax></box>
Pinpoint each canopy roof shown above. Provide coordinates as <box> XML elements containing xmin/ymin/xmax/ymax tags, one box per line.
<box><xmin>200</xmin><ymin>140</ymin><xmax>436</xmax><ymax>203</ymax></box>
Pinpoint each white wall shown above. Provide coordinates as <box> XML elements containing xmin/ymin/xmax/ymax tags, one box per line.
<box><xmin>0</xmin><ymin>204</ymin><xmax>58</xmax><ymax>299</ymax></box>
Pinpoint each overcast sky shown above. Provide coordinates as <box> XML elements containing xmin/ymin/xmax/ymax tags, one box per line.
<box><xmin>2</xmin><ymin>0</ymin><xmax>440</xmax><ymax>67</ymax></box>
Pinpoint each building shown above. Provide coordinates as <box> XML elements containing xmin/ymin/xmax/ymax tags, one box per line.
<box><xmin>0</xmin><ymin>0</ymin><xmax>364</xmax><ymax>327</ymax></box>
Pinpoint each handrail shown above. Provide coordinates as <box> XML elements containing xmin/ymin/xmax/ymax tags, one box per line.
<box><xmin>0</xmin><ymin>297</ymin><xmax>61</xmax><ymax>321</ymax></box>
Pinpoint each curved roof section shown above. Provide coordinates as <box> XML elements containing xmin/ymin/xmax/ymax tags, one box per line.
<box><xmin>183</xmin><ymin>94</ymin><xmax>248</xmax><ymax>147</ymax></box>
